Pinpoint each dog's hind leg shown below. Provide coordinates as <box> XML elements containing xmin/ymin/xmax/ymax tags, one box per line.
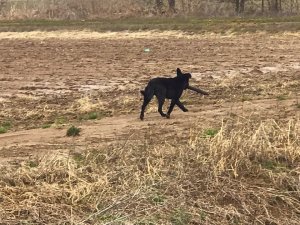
<box><xmin>140</xmin><ymin>88</ymin><xmax>154</xmax><ymax>120</ymax></box>
<box><xmin>176</xmin><ymin>100</ymin><xmax>188</xmax><ymax>112</ymax></box>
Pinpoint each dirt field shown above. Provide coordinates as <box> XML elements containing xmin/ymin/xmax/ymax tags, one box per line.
<box><xmin>0</xmin><ymin>31</ymin><xmax>299</xmax><ymax>163</ymax></box>
<box><xmin>0</xmin><ymin>30</ymin><xmax>300</xmax><ymax>224</ymax></box>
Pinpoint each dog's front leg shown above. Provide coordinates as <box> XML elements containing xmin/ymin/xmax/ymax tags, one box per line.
<box><xmin>166</xmin><ymin>99</ymin><xmax>177</xmax><ymax>118</ymax></box>
<box><xmin>176</xmin><ymin>100</ymin><xmax>188</xmax><ymax>112</ymax></box>
<box><xmin>157</xmin><ymin>96</ymin><xmax>167</xmax><ymax>118</ymax></box>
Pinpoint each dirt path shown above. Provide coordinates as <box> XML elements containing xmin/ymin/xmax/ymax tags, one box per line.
<box><xmin>1</xmin><ymin>97</ymin><xmax>299</xmax><ymax>165</ymax></box>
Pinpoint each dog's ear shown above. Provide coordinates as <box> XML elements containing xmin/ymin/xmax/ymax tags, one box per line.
<box><xmin>176</xmin><ymin>68</ymin><xmax>182</xmax><ymax>76</ymax></box>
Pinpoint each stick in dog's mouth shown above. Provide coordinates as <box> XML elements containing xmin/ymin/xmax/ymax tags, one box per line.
<box><xmin>187</xmin><ymin>85</ymin><xmax>209</xmax><ymax>95</ymax></box>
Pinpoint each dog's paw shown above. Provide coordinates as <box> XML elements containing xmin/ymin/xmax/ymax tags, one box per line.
<box><xmin>160</xmin><ymin>113</ymin><xmax>167</xmax><ymax>117</ymax></box>
<box><xmin>183</xmin><ymin>109</ymin><xmax>188</xmax><ymax>112</ymax></box>
<box><xmin>166</xmin><ymin>114</ymin><xmax>170</xmax><ymax>119</ymax></box>
<box><xmin>140</xmin><ymin>115</ymin><xmax>144</xmax><ymax>120</ymax></box>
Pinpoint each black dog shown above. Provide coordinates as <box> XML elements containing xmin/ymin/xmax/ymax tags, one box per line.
<box><xmin>140</xmin><ymin>68</ymin><xmax>191</xmax><ymax>120</ymax></box>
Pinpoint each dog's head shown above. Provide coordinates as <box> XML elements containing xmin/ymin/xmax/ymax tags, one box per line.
<box><xmin>177</xmin><ymin>68</ymin><xmax>192</xmax><ymax>89</ymax></box>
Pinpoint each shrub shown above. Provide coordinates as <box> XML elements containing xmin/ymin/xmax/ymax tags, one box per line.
<box><xmin>66</xmin><ymin>125</ymin><xmax>81</xmax><ymax>137</ymax></box>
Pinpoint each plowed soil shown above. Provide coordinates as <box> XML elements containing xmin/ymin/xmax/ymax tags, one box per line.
<box><xmin>0</xmin><ymin>31</ymin><xmax>299</xmax><ymax>165</ymax></box>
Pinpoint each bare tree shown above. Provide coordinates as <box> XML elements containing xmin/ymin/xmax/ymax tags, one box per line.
<box><xmin>168</xmin><ymin>0</ymin><xmax>176</xmax><ymax>13</ymax></box>
<box><xmin>270</xmin><ymin>0</ymin><xmax>281</xmax><ymax>13</ymax></box>
<box><xmin>155</xmin><ymin>0</ymin><xmax>163</xmax><ymax>13</ymax></box>
<box><xmin>0</xmin><ymin>0</ymin><xmax>6</xmax><ymax>11</ymax></box>
<box><xmin>275</xmin><ymin>0</ymin><xmax>279</xmax><ymax>12</ymax></box>
<box><xmin>235</xmin><ymin>0</ymin><xmax>246</xmax><ymax>14</ymax></box>
<box><xmin>292</xmin><ymin>0</ymin><xmax>300</xmax><ymax>12</ymax></box>
<box><xmin>155</xmin><ymin>0</ymin><xmax>175</xmax><ymax>14</ymax></box>
<box><xmin>279</xmin><ymin>0</ymin><xmax>282</xmax><ymax>11</ymax></box>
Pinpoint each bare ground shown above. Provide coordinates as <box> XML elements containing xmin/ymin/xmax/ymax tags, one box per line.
<box><xmin>0</xmin><ymin>30</ymin><xmax>300</xmax><ymax>224</ymax></box>
<box><xmin>0</xmin><ymin>32</ymin><xmax>299</xmax><ymax>156</ymax></box>
<box><xmin>0</xmin><ymin>31</ymin><xmax>299</xmax><ymax>165</ymax></box>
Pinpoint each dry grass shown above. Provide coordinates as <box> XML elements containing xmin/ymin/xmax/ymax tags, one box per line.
<box><xmin>1</xmin><ymin>29</ymin><xmax>300</xmax><ymax>40</ymax></box>
<box><xmin>1</xmin><ymin>118</ymin><xmax>299</xmax><ymax>224</ymax></box>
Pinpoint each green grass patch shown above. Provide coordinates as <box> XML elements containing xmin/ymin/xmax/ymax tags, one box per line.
<box><xmin>0</xmin><ymin>126</ymin><xmax>7</xmax><ymax>134</ymax></box>
<box><xmin>53</xmin><ymin>116</ymin><xmax>68</xmax><ymax>129</ymax></box>
<box><xmin>73</xmin><ymin>152</ymin><xmax>85</xmax><ymax>163</ymax></box>
<box><xmin>28</xmin><ymin>160</ymin><xmax>39</xmax><ymax>168</ymax></box>
<box><xmin>259</xmin><ymin>160</ymin><xmax>289</xmax><ymax>172</ymax></box>
<box><xmin>241</xmin><ymin>95</ymin><xmax>252</xmax><ymax>102</ymax></box>
<box><xmin>1</xmin><ymin>17</ymin><xmax>300</xmax><ymax>33</ymax></box>
<box><xmin>204</xmin><ymin>128</ymin><xmax>219</xmax><ymax>138</ymax></box>
<box><xmin>150</xmin><ymin>194</ymin><xmax>165</xmax><ymax>205</ymax></box>
<box><xmin>1</xmin><ymin>121</ymin><xmax>11</xmax><ymax>129</ymax></box>
<box><xmin>55</xmin><ymin>116</ymin><xmax>68</xmax><ymax>125</ymax></box>
<box><xmin>261</xmin><ymin>160</ymin><xmax>277</xmax><ymax>170</ymax></box>
<box><xmin>170</xmin><ymin>209</ymin><xmax>191</xmax><ymax>225</ymax></box>
<box><xmin>56</xmin><ymin>117</ymin><xmax>67</xmax><ymax>124</ymax></box>
<box><xmin>199</xmin><ymin>210</ymin><xmax>207</xmax><ymax>222</ymax></box>
<box><xmin>96</xmin><ymin>214</ymin><xmax>120</xmax><ymax>223</ymax></box>
<box><xmin>41</xmin><ymin>123</ymin><xmax>52</xmax><ymax>129</ymax></box>
<box><xmin>79</xmin><ymin>111</ymin><xmax>111</xmax><ymax>121</ymax></box>
<box><xmin>87</xmin><ymin>112</ymin><xmax>98</xmax><ymax>120</ymax></box>
<box><xmin>66</xmin><ymin>125</ymin><xmax>81</xmax><ymax>137</ymax></box>
<box><xmin>0</xmin><ymin>121</ymin><xmax>12</xmax><ymax>133</ymax></box>
<box><xmin>276</xmin><ymin>95</ymin><xmax>288</xmax><ymax>101</ymax></box>
<box><xmin>134</xmin><ymin>220</ymin><xmax>156</xmax><ymax>225</ymax></box>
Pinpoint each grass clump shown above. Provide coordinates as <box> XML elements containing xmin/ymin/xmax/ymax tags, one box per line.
<box><xmin>72</xmin><ymin>152</ymin><xmax>85</xmax><ymax>164</ymax></box>
<box><xmin>66</xmin><ymin>125</ymin><xmax>81</xmax><ymax>137</ymax></box>
<box><xmin>0</xmin><ymin>126</ymin><xmax>7</xmax><ymax>134</ymax></box>
<box><xmin>55</xmin><ymin>116</ymin><xmax>68</xmax><ymax>124</ymax></box>
<box><xmin>241</xmin><ymin>95</ymin><xmax>252</xmax><ymax>102</ymax></box>
<box><xmin>1</xmin><ymin>121</ymin><xmax>11</xmax><ymax>129</ymax></box>
<box><xmin>170</xmin><ymin>209</ymin><xmax>191</xmax><ymax>225</ymax></box>
<box><xmin>150</xmin><ymin>194</ymin><xmax>165</xmax><ymax>205</ymax></box>
<box><xmin>87</xmin><ymin>112</ymin><xmax>98</xmax><ymax>120</ymax></box>
<box><xmin>0</xmin><ymin>121</ymin><xmax>12</xmax><ymax>134</ymax></box>
<box><xmin>276</xmin><ymin>95</ymin><xmax>288</xmax><ymax>101</ymax></box>
<box><xmin>203</xmin><ymin>128</ymin><xmax>219</xmax><ymax>137</ymax></box>
<box><xmin>41</xmin><ymin>123</ymin><xmax>52</xmax><ymax>129</ymax></box>
<box><xmin>53</xmin><ymin>116</ymin><xmax>69</xmax><ymax>129</ymax></box>
<box><xmin>28</xmin><ymin>160</ymin><xmax>39</xmax><ymax>168</ymax></box>
<box><xmin>261</xmin><ymin>160</ymin><xmax>278</xmax><ymax>170</ymax></box>
<box><xmin>79</xmin><ymin>111</ymin><xmax>111</xmax><ymax>121</ymax></box>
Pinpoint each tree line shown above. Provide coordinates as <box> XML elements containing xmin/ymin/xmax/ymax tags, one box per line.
<box><xmin>0</xmin><ymin>0</ymin><xmax>299</xmax><ymax>20</ymax></box>
<box><xmin>155</xmin><ymin>0</ymin><xmax>299</xmax><ymax>15</ymax></box>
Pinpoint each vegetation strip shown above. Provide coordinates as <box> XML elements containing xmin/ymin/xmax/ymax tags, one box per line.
<box><xmin>0</xmin><ymin>17</ymin><xmax>300</xmax><ymax>33</ymax></box>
